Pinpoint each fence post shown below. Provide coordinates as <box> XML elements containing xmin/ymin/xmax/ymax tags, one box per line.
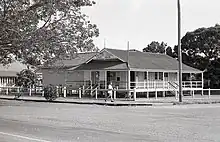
<box><xmin>155</xmin><ymin>91</ymin><xmax>158</xmax><ymax>100</ymax></box>
<box><xmin>82</xmin><ymin>85</ymin><xmax>85</xmax><ymax>95</ymax></box>
<box><xmin>208</xmin><ymin>88</ymin><xmax>211</xmax><ymax>98</ymax></box>
<box><xmin>113</xmin><ymin>89</ymin><xmax>116</xmax><ymax>100</ymax></box>
<box><xmin>147</xmin><ymin>92</ymin><xmax>149</xmax><ymax>98</ymax></box>
<box><xmin>95</xmin><ymin>88</ymin><xmax>98</xmax><ymax>99</ymax></box>
<box><xmin>163</xmin><ymin>91</ymin><xmax>165</xmax><ymax>97</ymax></box>
<box><xmin>175</xmin><ymin>91</ymin><xmax>178</xmax><ymax>100</ymax></box>
<box><xmin>42</xmin><ymin>90</ymin><xmax>44</xmax><ymax>97</ymax></box>
<box><xmin>192</xmin><ymin>90</ymin><xmax>194</xmax><ymax>98</ymax></box>
<box><xmin>6</xmin><ymin>87</ymin><xmax>9</xmax><ymax>95</ymax></box>
<box><xmin>56</xmin><ymin>86</ymin><xmax>59</xmax><ymax>97</ymax></box>
<box><xmin>29</xmin><ymin>87</ymin><xmax>32</xmax><ymax>96</ymax></box>
<box><xmin>201</xmin><ymin>89</ymin><xmax>204</xmax><ymax>96</ymax></box>
<box><xmin>79</xmin><ymin>88</ymin><xmax>82</xmax><ymax>99</ymax></box>
<box><xmin>63</xmin><ymin>86</ymin><xmax>66</xmax><ymax>98</ymax></box>
<box><xmin>133</xmin><ymin>89</ymin><xmax>136</xmax><ymax>101</ymax></box>
<box><xmin>17</xmin><ymin>87</ymin><xmax>19</xmax><ymax>94</ymax></box>
<box><xmin>90</xmin><ymin>85</ymin><xmax>92</xmax><ymax>96</ymax></box>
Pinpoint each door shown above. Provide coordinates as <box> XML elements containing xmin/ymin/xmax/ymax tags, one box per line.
<box><xmin>91</xmin><ymin>71</ymin><xmax>100</xmax><ymax>85</ymax></box>
<box><xmin>107</xmin><ymin>71</ymin><xmax>116</xmax><ymax>84</ymax></box>
<box><xmin>130</xmin><ymin>71</ymin><xmax>135</xmax><ymax>89</ymax></box>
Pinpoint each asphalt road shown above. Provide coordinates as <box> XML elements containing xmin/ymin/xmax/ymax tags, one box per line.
<box><xmin>0</xmin><ymin>100</ymin><xmax>220</xmax><ymax>142</ymax></box>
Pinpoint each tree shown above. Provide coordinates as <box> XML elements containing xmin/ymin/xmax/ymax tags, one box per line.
<box><xmin>166</xmin><ymin>46</ymin><xmax>175</xmax><ymax>57</ymax></box>
<box><xmin>16</xmin><ymin>69</ymin><xmax>36</xmax><ymax>88</ymax></box>
<box><xmin>143</xmin><ymin>41</ymin><xmax>166</xmax><ymax>53</ymax></box>
<box><xmin>174</xmin><ymin>24</ymin><xmax>220</xmax><ymax>88</ymax></box>
<box><xmin>0</xmin><ymin>0</ymin><xmax>99</xmax><ymax>66</ymax></box>
<box><xmin>143</xmin><ymin>41</ymin><xmax>174</xmax><ymax>56</ymax></box>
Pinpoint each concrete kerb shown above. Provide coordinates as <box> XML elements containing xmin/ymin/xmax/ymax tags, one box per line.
<box><xmin>1</xmin><ymin>96</ymin><xmax>220</xmax><ymax>106</ymax></box>
<box><xmin>0</xmin><ymin>97</ymin><xmax>155</xmax><ymax>107</ymax></box>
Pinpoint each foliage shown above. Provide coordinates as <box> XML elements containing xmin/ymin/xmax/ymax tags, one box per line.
<box><xmin>43</xmin><ymin>84</ymin><xmax>57</xmax><ymax>101</ymax></box>
<box><xmin>143</xmin><ymin>41</ymin><xmax>174</xmax><ymax>57</ymax></box>
<box><xmin>174</xmin><ymin>24</ymin><xmax>220</xmax><ymax>88</ymax></box>
<box><xmin>0</xmin><ymin>0</ymin><xmax>99</xmax><ymax>66</ymax></box>
<box><xmin>16</xmin><ymin>69</ymin><xmax>36</xmax><ymax>87</ymax></box>
<box><xmin>143</xmin><ymin>41</ymin><xmax>166</xmax><ymax>54</ymax></box>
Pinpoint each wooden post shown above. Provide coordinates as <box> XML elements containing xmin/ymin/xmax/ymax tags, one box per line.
<box><xmin>63</xmin><ymin>86</ymin><xmax>66</xmax><ymax>98</ymax></box>
<box><xmin>81</xmin><ymin>85</ymin><xmax>84</xmax><ymax>95</ymax></box>
<box><xmin>192</xmin><ymin>90</ymin><xmax>195</xmax><ymax>98</ymax></box>
<box><xmin>17</xmin><ymin>87</ymin><xmax>20</xmax><ymax>94</ymax></box>
<box><xmin>163</xmin><ymin>72</ymin><xmax>165</xmax><ymax>89</ymax></box>
<box><xmin>95</xmin><ymin>88</ymin><xmax>98</xmax><ymax>99</ymax></box>
<box><xmin>155</xmin><ymin>91</ymin><xmax>158</xmax><ymax>100</ymax></box>
<box><xmin>192</xmin><ymin>90</ymin><xmax>194</xmax><ymax>98</ymax></box>
<box><xmin>90</xmin><ymin>85</ymin><xmax>92</xmax><ymax>96</ymax></box>
<box><xmin>201</xmin><ymin>72</ymin><xmax>204</xmax><ymax>96</ymax></box>
<box><xmin>147</xmin><ymin>92</ymin><xmax>149</xmax><ymax>98</ymax></box>
<box><xmin>147</xmin><ymin>71</ymin><xmax>149</xmax><ymax>89</ymax></box>
<box><xmin>42</xmin><ymin>90</ymin><xmax>44</xmax><ymax>97</ymax></box>
<box><xmin>105</xmin><ymin>71</ymin><xmax>107</xmax><ymax>89</ymax></box>
<box><xmin>79</xmin><ymin>88</ymin><xmax>82</xmax><ymax>99</ymax></box>
<box><xmin>29</xmin><ymin>87</ymin><xmax>32</xmax><ymax>96</ymax></box>
<box><xmin>208</xmin><ymin>88</ymin><xmax>211</xmax><ymax>98</ymax></box>
<box><xmin>175</xmin><ymin>91</ymin><xmax>178</xmax><ymax>100</ymax></box>
<box><xmin>56</xmin><ymin>86</ymin><xmax>59</xmax><ymax>97</ymax></box>
<box><xmin>113</xmin><ymin>89</ymin><xmax>116</xmax><ymax>100</ymax></box>
<box><xmin>163</xmin><ymin>91</ymin><xmax>165</xmax><ymax>97</ymax></box>
<box><xmin>6</xmin><ymin>87</ymin><xmax>9</xmax><ymax>95</ymax></box>
<box><xmin>133</xmin><ymin>89</ymin><xmax>136</xmax><ymax>101</ymax></box>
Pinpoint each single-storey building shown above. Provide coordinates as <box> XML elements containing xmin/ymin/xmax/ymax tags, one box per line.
<box><xmin>41</xmin><ymin>48</ymin><xmax>203</xmax><ymax>98</ymax></box>
<box><xmin>0</xmin><ymin>62</ymin><xmax>27</xmax><ymax>87</ymax></box>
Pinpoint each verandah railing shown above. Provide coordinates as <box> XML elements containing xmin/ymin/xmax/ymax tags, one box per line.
<box><xmin>130</xmin><ymin>81</ymin><xmax>203</xmax><ymax>89</ymax></box>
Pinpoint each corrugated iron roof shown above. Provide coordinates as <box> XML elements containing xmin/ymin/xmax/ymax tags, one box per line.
<box><xmin>105</xmin><ymin>48</ymin><xmax>201</xmax><ymax>72</ymax></box>
<box><xmin>42</xmin><ymin>52</ymin><xmax>98</xmax><ymax>69</ymax></box>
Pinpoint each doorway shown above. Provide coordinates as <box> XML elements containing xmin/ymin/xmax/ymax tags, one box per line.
<box><xmin>130</xmin><ymin>71</ymin><xmax>135</xmax><ymax>89</ymax></box>
<box><xmin>91</xmin><ymin>71</ymin><xmax>100</xmax><ymax>85</ymax></box>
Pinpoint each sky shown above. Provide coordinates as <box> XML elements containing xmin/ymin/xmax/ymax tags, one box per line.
<box><xmin>83</xmin><ymin>0</ymin><xmax>220</xmax><ymax>51</ymax></box>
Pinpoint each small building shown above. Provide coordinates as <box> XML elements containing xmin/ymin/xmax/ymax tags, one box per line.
<box><xmin>41</xmin><ymin>48</ymin><xmax>203</xmax><ymax>98</ymax></box>
<box><xmin>0</xmin><ymin>62</ymin><xmax>27</xmax><ymax>87</ymax></box>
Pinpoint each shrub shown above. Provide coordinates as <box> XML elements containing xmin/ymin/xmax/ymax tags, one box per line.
<box><xmin>43</xmin><ymin>85</ymin><xmax>57</xmax><ymax>101</ymax></box>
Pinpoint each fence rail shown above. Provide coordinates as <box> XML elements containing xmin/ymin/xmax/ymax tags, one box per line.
<box><xmin>1</xmin><ymin>86</ymin><xmax>220</xmax><ymax>101</ymax></box>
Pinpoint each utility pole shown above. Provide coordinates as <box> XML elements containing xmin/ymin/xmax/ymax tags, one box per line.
<box><xmin>178</xmin><ymin>0</ymin><xmax>183</xmax><ymax>102</ymax></box>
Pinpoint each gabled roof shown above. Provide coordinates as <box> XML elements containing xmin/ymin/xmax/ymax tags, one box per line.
<box><xmin>0</xmin><ymin>61</ymin><xmax>28</xmax><ymax>77</ymax></box>
<box><xmin>105</xmin><ymin>48</ymin><xmax>201</xmax><ymax>73</ymax></box>
<box><xmin>42</xmin><ymin>52</ymin><xmax>98</xmax><ymax>69</ymax></box>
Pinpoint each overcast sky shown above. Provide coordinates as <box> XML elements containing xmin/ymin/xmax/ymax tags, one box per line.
<box><xmin>83</xmin><ymin>0</ymin><xmax>220</xmax><ymax>51</ymax></box>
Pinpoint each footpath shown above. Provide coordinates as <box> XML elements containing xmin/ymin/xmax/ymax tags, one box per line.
<box><xmin>1</xmin><ymin>95</ymin><xmax>220</xmax><ymax>106</ymax></box>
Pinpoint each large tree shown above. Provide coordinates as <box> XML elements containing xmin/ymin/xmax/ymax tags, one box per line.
<box><xmin>0</xmin><ymin>0</ymin><xmax>99</xmax><ymax>65</ymax></box>
<box><xmin>143</xmin><ymin>41</ymin><xmax>174</xmax><ymax>56</ymax></box>
<box><xmin>174</xmin><ymin>24</ymin><xmax>220</xmax><ymax>88</ymax></box>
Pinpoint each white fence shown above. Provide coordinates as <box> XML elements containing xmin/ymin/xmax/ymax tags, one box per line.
<box><xmin>0</xmin><ymin>86</ymin><xmax>220</xmax><ymax>101</ymax></box>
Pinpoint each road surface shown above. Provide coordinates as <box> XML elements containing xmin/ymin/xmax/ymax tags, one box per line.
<box><xmin>0</xmin><ymin>100</ymin><xmax>220</xmax><ymax>142</ymax></box>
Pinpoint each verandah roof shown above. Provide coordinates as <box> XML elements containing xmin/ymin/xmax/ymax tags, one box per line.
<box><xmin>74</xmin><ymin>60</ymin><xmax>128</xmax><ymax>70</ymax></box>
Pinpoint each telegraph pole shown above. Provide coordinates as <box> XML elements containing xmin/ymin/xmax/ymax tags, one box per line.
<box><xmin>178</xmin><ymin>0</ymin><xmax>183</xmax><ymax>102</ymax></box>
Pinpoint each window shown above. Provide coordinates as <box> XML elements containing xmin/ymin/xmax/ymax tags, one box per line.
<box><xmin>144</xmin><ymin>72</ymin><xmax>148</xmax><ymax>80</ymax></box>
<box><xmin>159</xmin><ymin>72</ymin><xmax>163</xmax><ymax>80</ymax></box>
<box><xmin>155</xmin><ymin>72</ymin><xmax>158</xmax><ymax>80</ymax></box>
<box><xmin>164</xmin><ymin>73</ymin><xmax>168</xmax><ymax>77</ymax></box>
<box><xmin>117</xmin><ymin>77</ymin><xmax>120</xmax><ymax>81</ymax></box>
